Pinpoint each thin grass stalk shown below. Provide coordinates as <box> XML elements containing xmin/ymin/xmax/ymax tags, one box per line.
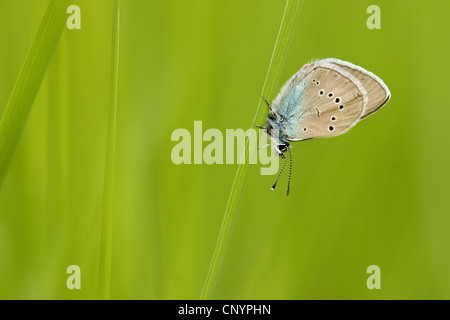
<box><xmin>200</xmin><ymin>0</ymin><xmax>303</xmax><ymax>300</ymax></box>
<box><xmin>98</xmin><ymin>0</ymin><xmax>120</xmax><ymax>300</ymax></box>
<box><xmin>0</xmin><ymin>0</ymin><xmax>68</xmax><ymax>192</ymax></box>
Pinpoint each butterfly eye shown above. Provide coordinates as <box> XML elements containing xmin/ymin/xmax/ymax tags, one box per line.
<box><xmin>278</xmin><ymin>144</ymin><xmax>288</xmax><ymax>152</ymax></box>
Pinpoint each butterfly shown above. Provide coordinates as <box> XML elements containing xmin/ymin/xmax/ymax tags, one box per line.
<box><xmin>257</xmin><ymin>58</ymin><xmax>391</xmax><ymax>195</ymax></box>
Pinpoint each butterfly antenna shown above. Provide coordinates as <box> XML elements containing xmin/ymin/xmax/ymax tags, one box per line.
<box><xmin>271</xmin><ymin>152</ymin><xmax>289</xmax><ymax>191</ymax></box>
<box><xmin>286</xmin><ymin>147</ymin><xmax>293</xmax><ymax>196</ymax></box>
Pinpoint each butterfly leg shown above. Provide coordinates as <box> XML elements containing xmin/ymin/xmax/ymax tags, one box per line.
<box><xmin>261</xmin><ymin>96</ymin><xmax>272</xmax><ymax>111</ymax></box>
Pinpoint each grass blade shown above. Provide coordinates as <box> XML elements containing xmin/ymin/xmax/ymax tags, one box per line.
<box><xmin>200</xmin><ymin>0</ymin><xmax>303</xmax><ymax>300</ymax></box>
<box><xmin>98</xmin><ymin>0</ymin><xmax>120</xmax><ymax>300</ymax></box>
<box><xmin>0</xmin><ymin>0</ymin><xmax>68</xmax><ymax>191</ymax></box>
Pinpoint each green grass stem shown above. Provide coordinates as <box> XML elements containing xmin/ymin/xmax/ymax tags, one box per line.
<box><xmin>200</xmin><ymin>0</ymin><xmax>303</xmax><ymax>300</ymax></box>
<box><xmin>0</xmin><ymin>0</ymin><xmax>68</xmax><ymax>192</ymax></box>
<box><xmin>98</xmin><ymin>0</ymin><xmax>120</xmax><ymax>300</ymax></box>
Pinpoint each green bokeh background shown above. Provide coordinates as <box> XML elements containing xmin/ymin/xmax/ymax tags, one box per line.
<box><xmin>0</xmin><ymin>0</ymin><xmax>449</xmax><ymax>299</ymax></box>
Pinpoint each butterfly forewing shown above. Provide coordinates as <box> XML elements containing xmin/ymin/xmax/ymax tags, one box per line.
<box><xmin>325</xmin><ymin>59</ymin><xmax>391</xmax><ymax>119</ymax></box>
<box><xmin>271</xmin><ymin>62</ymin><xmax>316</xmax><ymax>112</ymax></box>
<box><xmin>287</xmin><ymin>63</ymin><xmax>366</xmax><ymax>141</ymax></box>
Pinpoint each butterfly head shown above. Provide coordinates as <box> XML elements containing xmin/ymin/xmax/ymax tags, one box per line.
<box><xmin>263</xmin><ymin>112</ymin><xmax>291</xmax><ymax>157</ymax></box>
<box><xmin>274</xmin><ymin>142</ymin><xmax>289</xmax><ymax>157</ymax></box>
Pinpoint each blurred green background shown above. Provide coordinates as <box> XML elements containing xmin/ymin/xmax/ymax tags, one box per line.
<box><xmin>0</xmin><ymin>0</ymin><xmax>449</xmax><ymax>299</ymax></box>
